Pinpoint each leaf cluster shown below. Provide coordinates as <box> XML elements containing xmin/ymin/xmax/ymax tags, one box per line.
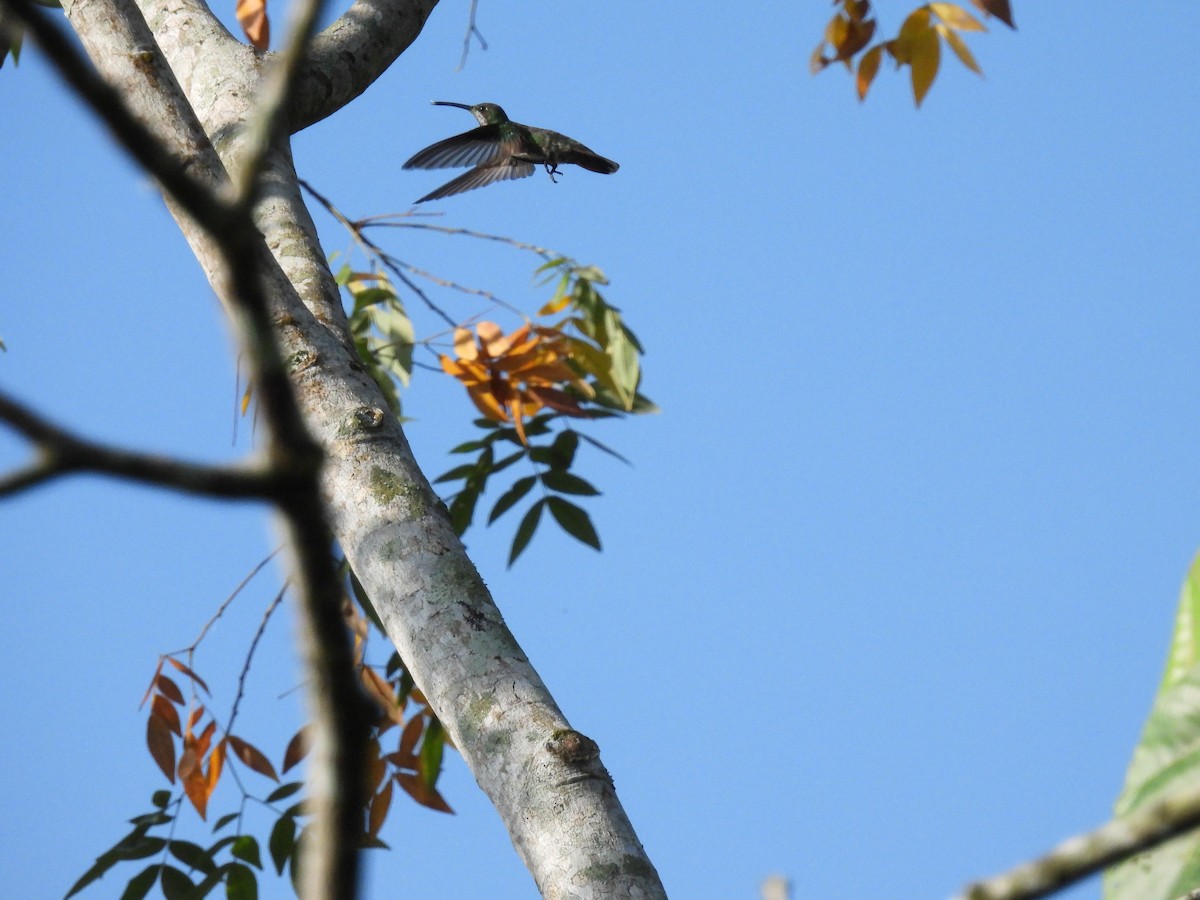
<box><xmin>812</xmin><ymin>0</ymin><xmax>1016</xmax><ymax>106</ymax></box>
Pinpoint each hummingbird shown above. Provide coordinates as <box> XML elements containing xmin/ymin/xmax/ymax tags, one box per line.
<box><xmin>403</xmin><ymin>101</ymin><xmax>619</xmax><ymax>203</ymax></box>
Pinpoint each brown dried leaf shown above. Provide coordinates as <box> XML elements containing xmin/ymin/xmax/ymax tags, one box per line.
<box><xmin>152</xmin><ymin>694</ymin><xmax>182</xmax><ymax>737</ymax></box>
<box><xmin>195</xmin><ymin>719</ymin><xmax>216</xmax><ymax>757</ymax></box>
<box><xmin>236</xmin><ymin>0</ymin><xmax>270</xmax><ymax>50</ymax></box>
<box><xmin>368</xmin><ymin>779</ymin><xmax>393</xmax><ymax>839</ymax></box>
<box><xmin>186</xmin><ymin>705</ymin><xmax>205</xmax><ymax>735</ymax></box>
<box><xmin>360</xmin><ymin>667</ymin><xmax>404</xmax><ymax>725</ymax></box>
<box><xmin>227</xmin><ymin>734</ymin><xmax>280</xmax><ymax>781</ymax></box>
<box><xmin>399</xmin><ymin>715</ymin><xmax>424</xmax><ymax>762</ymax></box>
<box><xmin>156</xmin><ymin>674</ymin><xmax>185</xmax><ymax>705</ymax></box>
<box><xmin>166</xmin><ymin>658</ymin><xmax>211</xmax><ymax>695</ymax></box>
<box><xmin>394</xmin><ymin>772</ymin><xmax>453</xmax><ymax>814</ymax></box>
<box><xmin>282</xmin><ymin>726</ymin><xmax>310</xmax><ymax>774</ymax></box>
<box><xmin>969</xmin><ymin>0</ymin><xmax>1015</xmax><ymax>28</ymax></box>
<box><xmin>146</xmin><ymin>714</ymin><xmax>176</xmax><ymax>783</ymax></box>
<box><xmin>140</xmin><ymin>660</ymin><xmax>165</xmax><ymax>709</ymax></box>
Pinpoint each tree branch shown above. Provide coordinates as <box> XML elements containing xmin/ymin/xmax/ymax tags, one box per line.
<box><xmin>0</xmin><ymin>389</ymin><xmax>275</xmax><ymax>499</ymax></box>
<box><xmin>955</xmin><ymin>786</ymin><xmax>1200</xmax><ymax>900</ymax></box>
<box><xmin>16</xmin><ymin>2</ymin><xmax>372</xmax><ymax>896</ymax></box>
<box><xmin>289</xmin><ymin>0</ymin><xmax>437</xmax><ymax>132</ymax></box>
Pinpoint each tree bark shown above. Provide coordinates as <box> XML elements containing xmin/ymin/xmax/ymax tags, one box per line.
<box><xmin>55</xmin><ymin>0</ymin><xmax>666</xmax><ymax>894</ymax></box>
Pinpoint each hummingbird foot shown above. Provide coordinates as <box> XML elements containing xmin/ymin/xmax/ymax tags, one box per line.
<box><xmin>543</xmin><ymin>162</ymin><xmax>563</xmax><ymax>183</ymax></box>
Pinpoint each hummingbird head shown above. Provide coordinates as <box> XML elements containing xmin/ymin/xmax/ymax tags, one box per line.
<box><xmin>432</xmin><ymin>100</ymin><xmax>509</xmax><ymax>126</ymax></box>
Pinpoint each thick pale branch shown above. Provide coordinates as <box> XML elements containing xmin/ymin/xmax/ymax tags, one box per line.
<box><xmin>956</xmin><ymin>787</ymin><xmax>1200</xmax><ymax>900</ymax></box>
<box><xmin>232</xmin><ymin>0</ymin><xmax>328</xmax><ymax>204</ymax></box>
<box><xmin>289</xmin><ymin>0</ymin><xmax>437</xmax><ymax>131</ymax></box>
<box><xmin>0</xmin><ymin>389</ymin><xmax>274</xmax><ymax>499</ymax></box>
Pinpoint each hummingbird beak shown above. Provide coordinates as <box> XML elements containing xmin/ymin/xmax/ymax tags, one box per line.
<box><xmin>432</xmin><ymin>101</ymin><xmax>473</xmax><ymax>111</ymax></box>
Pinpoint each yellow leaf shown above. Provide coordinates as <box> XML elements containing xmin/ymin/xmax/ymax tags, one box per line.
<box><xmin>236</xmin><ymin>0</ymin><xmax>270</xmax><ymax>50</ymax></box>
<box><xmin>857</xmin><ymin>44</ymin><xmax>884</xmax><ymax>100</ymax></box>
<box><xmin>908</xmin><ymin>22</ymin><xmax>941</xmax><ymax>106</ymax></box>
<box><xmin>929</xmin><ymin>2</ymin><xmax>985</xmax><ymax>31</ymax></box>
<box><xmin>538</xmin><ymin>292</ymin><xmax>572</xmax><ymax>316</ymax></box>
<box><xmin>893</xmin><ymin>7</ymin><xmax>931</xmax><ymax>63</ymax></box>
<box><xmin>937</xmin><ymin>24</ymin><xmax>982</xmax><ymax>75</ymax></box>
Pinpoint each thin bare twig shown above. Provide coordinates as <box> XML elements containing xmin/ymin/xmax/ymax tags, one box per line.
<box><xmin>455</xmin><ymin>0</ymin><xmax>487</xmax><ymax>71</ymax></box>
<box><xmin>226</xmin><ymin>583</ymin><xmax>288</xmax><ymax>735</ymax></box>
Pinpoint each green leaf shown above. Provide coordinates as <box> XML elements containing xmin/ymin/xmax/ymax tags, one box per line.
<box><xmin>129</xmin><ymin>810</ymin><xmax>173</xmax><ymax>827</ymax></box>
<box><xmin>447</xmin><ymin>488</ymin><xmax>480</xmax><ymax>536</ymax></box>
<box><xmin>419</xmin><ymin>719</ymin><xmax>446</xmax><ymax>789</ymax></box>
<box><xmin>119</xmin><ymin>865</ymin><xmax>159</xmax><ymax>900</ymax></box>
<box><xmin>490</xmin><ymin>449</ymin><xmax>527</xmax><ymax>474</ymax></box>
<box><xmin>577</xmin><ymin>433</ymin><xmax>632</xmax><ymax>465</ymax></box>
<box><xmin>65</xmin><ymin>847</ymin><xmax>123</xmax><ymax>898</ymax></box>
<box><xmin>1105</xmin><ymin>554</ymin><xmax>1200</xmax><ymax>899</ymax></box>
<box><xmin>268</xmin><ymin>816</ymin><xmax>296</xmax><ymax>876</ymax></box>
<box><xmin>489</xmin><ymin>476</ymin><xmax>537</xmax><ymax>524</ymax></box>
<box><xmin>434</xmin><ymin>463</ymin><xmax>480</xmax><ymax>484</ymax></box>
<box><xmin>231</xmin><ymin>836</ymin><xmax>262</xmax><ymax>870</ymax></box>
<box><xmin>224</xmin><ymin>862</ymin><xmax>257</xmax><ymax>900</ymax></box>
<box><xmin>547</xmin><ymin>498</ymin><xmax>601</xmax><ymax>551</ymax></box>
<box><xmin>151</xmin><ymin>791</ymin><xmax>173</xmax><ymax>809</ymax></box>
<box><xmin>549</xmin><ymin>430</ymin><xmax>580</xmax><ymax>469</ymax></box>
<box><xmin>541</xmin><ymin>470</ymin><xmax>600</xmax><ymax>496</ymax></box>
<box><xmin>449</xmin><ymin>439</ymin><xmax>490</xmax><ymax>454</ymax></box>
<box><xmin>211</xmin><ymin>813</ymin><xmax>239</xmax><ymax>833</ymax></box>
<box><xmin>265</xmin><ymin>782</ymin><xmax>303</xmax><ymax>804</ymax></box>
<box><xmin>115</xmin><ymin>837</ymin><xmax>167</xmax><ymax>861</ymax></box>
<box><xmin>169</xmin><ymin>839</ymin><xmax>218</xmax><ymax>874</ymax></box>
<box><xmin>160</xmin><ymin>866</ymin><xmax>196</xmax><ymax>899</ymax></box>
<box><xmin>508</xmin><ymin>499</ymin><xmax>546</xmax><ymax>566</ymax></box>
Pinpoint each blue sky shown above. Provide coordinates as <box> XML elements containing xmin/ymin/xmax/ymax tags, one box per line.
<box><xmin>2</xmin><ymin>3</ymin><xmax>1199</xmax><ymax>898</ymax></box>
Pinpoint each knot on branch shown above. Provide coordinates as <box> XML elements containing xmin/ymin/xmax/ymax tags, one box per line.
<box><xmin>546</xmin><ymin>729</ymin><xmax>599</xmax><ymax>765</ymax></box>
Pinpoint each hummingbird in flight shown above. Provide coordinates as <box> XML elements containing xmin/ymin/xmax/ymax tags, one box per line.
<box><xmin>403</xmin><ymin>101</ymin><xmax>619</xmax><ymax>203</ymax></box>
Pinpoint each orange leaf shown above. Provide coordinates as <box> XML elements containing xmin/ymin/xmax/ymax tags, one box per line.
<box><xmin>395</xmin><ymin>772</ymin><xmax>454</xmax><ymax>814</ymax></box>
<box><xmin>156</xmin><ymin>674</ymin><xmax>184</xmax><ymax>705</ymax></box>
<box><xmin>236</xmin><ymin>0</ymin><xmax>270</xmax><ymax>50</ymax></box>
<box><xmin>146</xmin><ymin>714</ymin><xmax>176</xmax><ymax>783</ymax></box>
<box><xmin>227</xmin><ymin>734</ymin><xmax>280</xmax><ymax>781</ymax></box>
<box><xmin>179</xmin><ymin>737</ymin><xmax>209</xmax><ymax>819</ymax></box>
<box><xmin>152</xmin><ymin>694</ymin><xmax>182</xmax><ymax>736</ymax></box>
<box><xmin>282</xmin><ymin>726</ymin><xmax>310</xmax><ymax>774</ymax></box>
<box><xmin>166</xmin><ymin>658</ymin><xmax>211</xmax><ymax>695</ymax></box>
<box><xmin>368</xmin><ymin>779</ymin><xmax>394</xmax><ymax>839</ymax></box>
<box><xmin>186</xmin><ymin>705</ymin><xmax>205</xmax><ymax>735</ymax></box>
<box><xmin>207</xmin><ymin>738</ymin><xmax>226</xmax><ymax>794</ymax></box>
<box><xmin>195</xmin><ymin>719</ymin><xmax>216</xmax><ymax>757</ymax></box>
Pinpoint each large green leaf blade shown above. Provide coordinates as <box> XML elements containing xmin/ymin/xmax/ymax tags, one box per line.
<box><xmin>1106</xmin><ymin>554</ymin><xmax>1200</xmax><ymax>899</ymax></box>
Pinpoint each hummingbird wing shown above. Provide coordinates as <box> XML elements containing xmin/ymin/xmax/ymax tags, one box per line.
<box><xmin>415</xmin><ymin>161</ymin><xmax>536</xmax><ymax>203</ymax></box>
<box><xmin>403</xmin><ymin>124</ymin><xmax>515</xmax><ymax>170</ymax></box>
